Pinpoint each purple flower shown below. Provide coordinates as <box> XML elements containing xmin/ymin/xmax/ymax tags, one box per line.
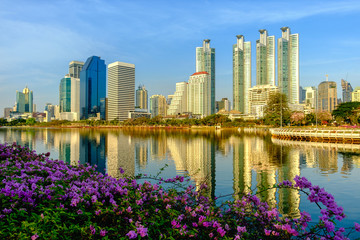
<box><xmin>355</xmin><ymin>222</ymin><xmax>360</xmax><ymax>232</ymax></box>
<box><xmin>137</xmin><ymin>226</ymin><xmax>148</xmax><ymax>237</ymax></box>
<box><xmin>77</xmin><ymin>209</ymin><xmax>83</xmax><ymax>215</ymax></box>
<box><xmin>90</xmin><ymin>225</ymin><xmax>96</xmax><ymax>235</ymax></box>
<box><xmin>31</xmin><ymin>234</ymin><xmax>39</xmax><ymax>240</ymax></box>
<box><xmin>126</xmin><ymin>230</ymin><xmax>137</xmax><ymax>239</ymax></box>
<box><xmin>217</xmin><ymin>227</ymin><xmax>226</xmax><ymax>237</ymax></box>
<box><xmin>100</xmin><ymin>229</ymin><xmax>107</xmax><ymax>236</ymax></box>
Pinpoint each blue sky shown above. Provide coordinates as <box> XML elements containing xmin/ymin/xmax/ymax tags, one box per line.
<box><xmin>1</xmin><ymin>0</ymin><xmax>360</xmax><ymax>116</ymax></box>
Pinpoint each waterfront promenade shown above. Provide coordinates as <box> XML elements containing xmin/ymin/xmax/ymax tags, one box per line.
<box><xmin>270</xmin><ymin>128</ymin><xmax>360</xmax><ymax>143</ymax></box>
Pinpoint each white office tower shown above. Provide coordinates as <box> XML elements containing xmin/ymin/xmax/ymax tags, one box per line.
<box><xmin>108</xmin><ymin>61</ymin><xmax>135</xmax><ymax>121</ymax></box>
<box><xmin>256</xmin><ymin>29</ymin><xmax>275</xmax><ymax>86</ymax></box>
<box><xmin>187</xmin><ymin>72</ymin><xmax>211</xmax><ymax>117</ymax></box>
<box><xmin>233</xmin><ymin>35</ymin><xmax>251</xmax><ymax>114</ymax></box>
<box><xmin>168</xmin><ymin>82</ymin><xmax>188</xmax><ymax>116</ymax></box>
<box><xmin>278</xmin><ymin>27</ymin><xmax>299</xmax><ymax>104</ymax></box>
<box><xmin>196</xmin><ymin>39</ymin><xmax>215</xmax><ymax>114</ymax></box>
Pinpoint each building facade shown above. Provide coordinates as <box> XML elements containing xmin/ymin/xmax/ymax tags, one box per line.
<box><xmin>59</xmin><ymin>76</ymin><xmax>80</xmax><ymax>121</ymax></box>
<box><xmin>168</xmin><ymin>82</ymin><xmax>188</xmax><ymax>116</ymax></box>
<box><xmin>80</xmin><ymin>56</ymin><xmax>106</xmax><ymax>119</ymax></box>
<box><xmin>136</xmin><ymin>84</ymin><xmax>148</xmax><ymax>110</ymax></box>
<box><xmin>341</xmin><ymin>79</ymin><xmax>353</xmax><ymax>103</ymax></box>
<box><xmin>233</xmin><ymin>35</ymin><xmax>251</xmax><ymax>114</ymax></box>
<box><xmin>150</xmin><ymin>95</ymin><xmax>167</xmax><ymax>117</ymax></box>
<box><xmin>16</xmin><ymin>86</ymin><xmax>33</xmax><ymax>113</ymax></box>
<box><xmin>249</xmin><ymin>85</ymin><xmax>279</xmax><ymax>118</ymax></box>
<box><xmin>318</xmin><ymin>78</ymin><xmax>337</xmax><ymax>112</ymax></box>
<box><xmin>108</xmin><ymin>61</ymin><xmax>135</xmax><ymax>121</ymax></box>
<box><xmin>352</xmin><ymin>87</ymin><xmax>360</xmax><ymax>102</ymax></box>
<box><xmin>187</xmin><ymin>72</ymin><xmax>211</xmax><ymax>117</ymax></box>
<box><xmin>69</xmin><ymin>61</ymin><xmax>84</xmax><ymax>78</ymax></box>
<box><xmin>278</xmin><ymin>27</ymin><xmax>299</xmax><ymax>104</ymax></box>
<box><xmin>196</xmin><ymin>39</ymin><xmax>215</xmax><ymax>114</ymax></box>
<box><xmin>304</xmin><ymin>86</ymin><xmax>317</xmax><ymax>109</ymax></box>
<box><xmin>216</xmin><ymin>98</ymin><xmax>231</xmax><ymax>112</ymax></box>
<box><xmin>256</xmin><ymin>29</ymin><xmax>275</xmax><ymax>86</ymax></box>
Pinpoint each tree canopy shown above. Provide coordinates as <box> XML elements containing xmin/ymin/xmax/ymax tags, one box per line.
<box><xmin>263</xmin><ymin>92</ymin><xmax>291</xmax><ymax>127</ymax></box>
<box><xmin>332</xmin><ymin>102</ymin><xmax>360</xmax><ymax>125</ymax></box>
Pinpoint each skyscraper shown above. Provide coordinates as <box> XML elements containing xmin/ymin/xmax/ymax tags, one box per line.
<box><xmin>278</xmin><ymin>27</ymin><xmax>299</xmax><ymax>104</ymax></box>
<box><xmin>352</xmin><ymin>87</ymin><xmax>360</xmax><ymax>102</ymax></box>
<box><xmin>150</xmin><ymin>95</ymin><xmax>167</xmax><ymax>117</ymax></box>
<box><xmin>59</xmin><ymin>76</ymin><xmax>80</xmax><ymax>120</ymax></box>
<box><xmin>318</xmin><ymin>76</ymin><xmax>337</xmax><ymax>112</ymax></box>
<box><xmin>69</xmin><ymin>61</ymin><xmax>84</xmax><ymax>78</ymax></box>
<box><xmin>304</xmin><ymin>86</ymin><xmax>317</xmax><ymax>109</ymax></box>
<box><xmin>256</xmin><ymin>29</ymin><xmax>275</xmax><ymax>86</ymax></box>
<box><xmin>341</xmin><ymin>79</ymin><xmax>353</xmax><ymax>103</ymax></box>
<box><xmin>80</xmin><ymin>56</ymin><xmax>106</xmax><ymax>119</ymax></box>
<box><xmin>136</xmin><ymin>84</ymin><xmax>148</xmax><ymax>110</ymax></box>
<box><xmin>233</xmin><ymin>35</ymin><xmax>251</xmax><ymax>114</ymax></box>
<box><xmin>168</xmin><ymin>82</ymin><xmax>188</xmax><ymax>116</ymax></box>
<box><xmin>16</xmin><ymin>86</ymin><xmax>33</xmax><ymax>113</ymax></box>
<box><xmin>196</xmin><ymin>39</ymin><xmax>215</xmax><ymax>114</ymax></box>
<box><xmin>187</xmin><ymin>72</ymin><xmax>211</xmax><ymax>117</ymax></box>
<box><xmin>108</xmin><ymin>61</ymin><xmax>135</xmax><ymax>121</ymax></box>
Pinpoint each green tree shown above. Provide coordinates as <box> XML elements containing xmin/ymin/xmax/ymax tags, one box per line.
<box><xmin>0</xmin><ymin>118</ymin><xmax>8</xmax><ymax>126</ymax></box>
<box><xmin>263</xmin><ymin>92</ymin><xmax>291</xmax><ymax>127</ymax></box>
<box><xmin>26</xmin><ymin>118</ymin><xmax>36</xmax><ymax>125</ymax></box>
<box><xmin>332</xmin><ymin>102</ymin><xmax>360</xmax><ymax>125</ymax></box>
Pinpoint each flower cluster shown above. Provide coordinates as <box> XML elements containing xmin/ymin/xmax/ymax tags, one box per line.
<box><xmin>0</xmin><ymin>142</ymin><xmax>359</xmax><ymax>239</ymax></box>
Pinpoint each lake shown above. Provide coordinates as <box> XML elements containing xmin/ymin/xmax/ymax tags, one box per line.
<box><xmin>1</xmin><ymin>127</ymin><xmax>359</xmax><ymax>231</ymax></box>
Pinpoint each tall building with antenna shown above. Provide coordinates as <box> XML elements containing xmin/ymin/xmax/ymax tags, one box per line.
<box><xmin>278</xmin><ymin>27</ymin><xmax>299</xmax><ymax>104</ymax></box>
<box><xmin>233</xmin><ymin>35</ymin><xmax>251</xmax><ymax>114</ymax></box>
<box><xmin>256</xmin><ymin>29</ymin><xmax>275</xmax><ymax>86</ymax></box>
<box><xmin>196</xmin><ymin>39</ymin><xmax>215</xmax><ymax>114</ymax></box>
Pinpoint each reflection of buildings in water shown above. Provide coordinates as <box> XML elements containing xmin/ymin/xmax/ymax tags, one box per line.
<box><xmin>57</xmin><ymin>130</ymin><xmax>80</xmax><ymax>166</ymax></box>
<box><xmin>167</xmin><ymin>137</ymin><xmax>187</xmax><ymax>171</ymax></box>
<box><xmin>340</xmin><ymin>153</ymin><xmax>354</xmax><ymax>175</ymax></box>
<box><xmin>107</xmin><ymin>133</ymin><xmax>134</xmax><ymax>178</ymax></box>
<box><xmin>216</xmin><ymin>136</ymin><xmax>231</xmax><ymax>156</ymax></box>
<box><xmin>352</xmin><ymin>155</ymin><xmax>360</xmax><ymax>168</ymax></box>
<box><xmin>1</xmin><ymin>128</ymin><xmax>36</xmax><ymax>150</ymax></box>
<box><xmin>150</xmin><ymin>135</ymin><xmax>167</xmax><ymax>161</ymax></box>
<box><xmin>187</xmin><ymin>137</ymin><xmax>215</xmax><ymax>198</ymax></box>
<box><xmin>303</xmin><ymin>149</ymin><xmax>316</xmax><ymax>168</ymax></box>
<box><xmin>135</xmin><ymin>140</ymin><xmax>148</xmax><ymax>170</ymax></box>
<box><xmin>79</xmin><ymin>132</ymin><xmax>106</xmax><ymax>174</ymax></box>
<box><xmin>317</xmin><ymin>148</ymin><xmax>338</xmax><ymax>175</ymax></box>
<box><xmin>278</xmin><ymin>148</ymin><xmax>300</xmax><ymax>218</ymax></box>
<box><xmin>42</xmin><ymin>129</ymin><xmax>55</xmax><ymax>150</ymax></box>
<box><xmin>231</xmin><ymin>136</ymin><xmax>252</xmax><ymax>199</ymax></box>
<box><xmin>167</xmin><ymin>136</ymin><xmax>215</xmax><ymax>199</ymax></box>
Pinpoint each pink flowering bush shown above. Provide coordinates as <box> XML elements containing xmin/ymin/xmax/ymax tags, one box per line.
<box><xmin>0</xmin><ymin>142</ymin><xmax>359</xmax><ymax>239</ymax></box>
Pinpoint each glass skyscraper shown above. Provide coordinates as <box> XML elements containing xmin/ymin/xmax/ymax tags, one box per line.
<box><xmin>256</xmin><ymin>29</ymin><xmax>275</xmax><ymax>86</ymax></box>
<box><xmin>16</xmin><ymin>86</ymin><xmax>33</xmax><ymax>113</ymax></box>
<box><xmin>196</xmin><ymin>39</ymin><xmax>215</xmax><ymax>114</ymax></box>
<box><xmin>80</xmin><ymin>56</ymin><xmax>106</xmax><ymax>119</ymax></box>
<box><xmin>233</xmin><ymin>35</ymin><xmax>251</xmax><ymax>114</ymax></box>
<box><xmin>278</xmin><ymin>27</ymin><xmax>299</xmax><ymax>104</ymax></box>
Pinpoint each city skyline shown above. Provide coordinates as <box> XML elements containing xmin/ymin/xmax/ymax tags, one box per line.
<box><xmin>1</xmin><ymin>0</ymin><xmax>360</xmax><ymax>116</ymax></box>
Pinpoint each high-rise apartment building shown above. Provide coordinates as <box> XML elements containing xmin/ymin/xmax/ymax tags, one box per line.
<box><xmin>69</xmin><ymin>61</ymin><xmax>84</xmax><ymax>78</ymax></box>
<box><xmin>108</xmin><ymin>61</ymin><xmax>135</xmax><ymax>121</ymax></box>
<box><xmin>304</xmin><ymin>86</ymin><xmax>317</xmax><ymax>109</ymax></box>
<box><xmin>3</xmin><ymin>108</ymin><xmax>12</xmax><ymax>118</ymax></box>
<box><xmin>187</xmin><ymin>72</ymin><xmax>211</xmax><ymax>117</ymax></box>
<box><xmin>341</xmin><ymin>79</ymin><xmax>353</xmax><ymax>103</ymax></box>
<box><xmin>216</xmin><ymin>98</ymin><xmax>231</xmax><ymax>112</ymax></box>
<box><xmin>249</xmin><ymin>85</ymin><xmax>279</xmax><ymax>118</ymax></box>
<box><xmin>15</xmin><ymin>86</ymin><xmax>33</xmax><ymax>113</ymax></box>
<box><xmin>318</xmin><ymin>77</ymin><xmax>337</xmax><ymax>112</ymax></box>
<box><xmin>299</xmin><ymin>86</ymin><xmax>306</xmax><ymax>103</ymax></box>
<box><xmin>150</xmin><ymin>95</ymin><xmax>167</xmax><ymax>117</ymax></box>
<box><xmin>80</xmin><ymin>56</ymin><xmax>106</xmax><ymax>119</ymax></box>
<box><xmin>136</xmin><ymin>84</ymin><xmax>148</xmax><ymax>110</ymax></box>
<box><xmin>59</xmin><ymin>76</ymin><xmax>80</xmax><ymax>120</ymax></box>
<box><xmin>256</xmin><ymin>29</ymin><xmax>275</xmax><ymax>86</ymax></box>
<box><xmin>168</xmin><ymin>82</ymin><xmax>187</xmax><ymax>116</ymax></box>
<box><xmin>278</xmin><ymin>27</ymin><xmax>299</xmax><ymax>104</ymax></box>
<box><xmin>233</xmin><ymin>35</ymin><xmax>251</xmax><ymax>114</ymax></box>
<box><xmin>352</xmin><ymin>87</ymin><xmax>360</xmax><ymax>102</ymax></box>
<box><xmin>196</xmin><ymin>39</ymin><xmax>215</xmax><ymax>114</ymax></box>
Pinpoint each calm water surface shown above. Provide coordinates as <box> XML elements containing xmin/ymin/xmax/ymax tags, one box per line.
<box><xmin>1</xmin><ymin>127</ymin><xmax>360</xmax><ymax>229</ymax></box>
